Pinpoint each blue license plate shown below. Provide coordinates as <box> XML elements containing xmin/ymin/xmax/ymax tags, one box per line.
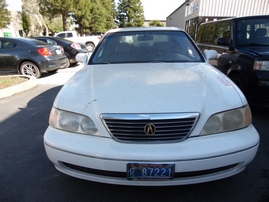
<box><xmin>127</xmin><ymin>163</ymin><xmax>174</xmax><ymax>180</ymax></box>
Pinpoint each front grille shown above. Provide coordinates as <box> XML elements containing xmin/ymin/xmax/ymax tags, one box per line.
<box><xmin>100</xmin><ymin>113</ymin><xmax>199</xmax><ymax>143</ymax></box>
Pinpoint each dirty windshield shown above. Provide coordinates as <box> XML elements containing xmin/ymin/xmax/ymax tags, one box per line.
<box><xmin>90</xmin><ymin>31</ymin><xmax>203</xmax><ymax>64</ymax></box>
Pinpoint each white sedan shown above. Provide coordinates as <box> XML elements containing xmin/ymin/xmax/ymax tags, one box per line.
<box><xmin>44</xmin><ymin>27</ymin><xmax>260</xmax><ymax>186</ymax></box>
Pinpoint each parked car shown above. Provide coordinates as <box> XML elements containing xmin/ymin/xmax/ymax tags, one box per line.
<box><xmin>32</xmin><ymin>36</ymin><xmax>89</xmax><ymax>66</ymax></box>
<box><xmin>54</xmin><ymin>31</ymin><xmax>101</xmax><ymax>52</ymax></box>
<box><xmin>196</xmin><ymin>15</ymin><xmax>269</xmax><ymax>108</ymax></box>
<box><xmin>0</xmin><ymin>37</ymin><xmax>69</xmax><ymax>78</ymax></box>
<box><xmin>44</xmin><ymin>27</ymin><xmax>259</xmax><ymax>186</ymax></box>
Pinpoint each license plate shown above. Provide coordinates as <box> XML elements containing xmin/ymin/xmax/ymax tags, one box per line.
<box><xmin>127</xmin><ymin>163</ymin><xmax>174</xmax><ymax>180</ymax></box>
<box><xmin>56</xmin><ymin>49</ymin><xmax>61</xmax><ymax>54</ymax></box>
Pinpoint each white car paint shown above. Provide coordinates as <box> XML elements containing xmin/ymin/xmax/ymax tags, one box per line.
<box><xmin>44</xmin><ymin>27</ymin><xmax>259</xmax><ymax>186</ymax></box>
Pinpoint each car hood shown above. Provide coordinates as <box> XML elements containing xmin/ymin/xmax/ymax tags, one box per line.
<box><xmin>240</xmin><ymin>46</ymin><xmax>269</xmax><ymax>60</ymax></box>
<box><xmin>54</xmin><ymin>63</ymin><xmax>246</xmax><ymax>115</ymax></box>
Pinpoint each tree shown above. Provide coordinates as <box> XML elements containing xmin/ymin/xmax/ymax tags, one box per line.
<box><xmin>39</xmin><ymin>0</ymin><xmax>75</xmax><ymax>31</ymax></box>
<box><xmin>72</xmin><ymin>0</ymin><xmax>116</xmax><ymax>35</ymax></box>
<box><xmin>0</xmin><ymin>0</ymin><xmax>11</xmax><ymax>29</ymax></box>
<box><xmin>44</xmin><ymin>16</ymin><xmax>63</xmax><ymax>34</ymax></box>
<box><xmin>38</xmin><ymin>0</ymin><xmax>116</xmax><ymax>34</ymax></box>
<box><xmin>110</xmin><ymin>0</ymin><xmax>118</xmax><ymax>27</ymax></box>
<box><xmin>72</xmin><ymin>0</ymin><xmax>92</xmax><ymax>35</ymax></box>
<box><xmin>21</xmin><ymin>9</ymin><xmax>31</xmax><ymax>36</ymax></box>
<box><xmin>87</xmin><ymin>0</ymin><xmax>107</xmax><ymax>34</ymax></box>
<box><xmin>22</xmin><ymin>0</ymin><xmax>49</xmax><ymax>36</ymax></box>
<box><xmin>102</xmin><ymin>0</ymin><xmax>117</xmax><ymax>30</ymax></box>
<box><xmin>149</xmin><ymin>20</ymin><xmax>164</xmax><ymax>27</ymax></box>
<box><xmin>117</xmin><ymin>0</ymin><xmax>144</xmax><ymax>28</ymax></box>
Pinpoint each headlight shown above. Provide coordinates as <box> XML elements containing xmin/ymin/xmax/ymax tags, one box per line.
<box><xmin>49</xmin><ymin>107</ymin><xmax>98</xmax><ymax>135</ymax></box>
<box><xmin>200</xmin><ymin>105</ymin><xmax>252</xmax><ymax>135</ymax></box>
<box><xmin>253</xmin><ymin>61</ymin><xmax>269</xmax><ymax>71</ymax></box>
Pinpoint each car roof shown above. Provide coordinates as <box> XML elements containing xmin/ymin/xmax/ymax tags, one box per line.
<box><xmin>34</xmin><ymin>36</ymin><xmax>74</xmax><ymax>42</ymax></box>
<box><xmin>0</xmin><ymin>37</ymin><xmax>35</xmax><ymax>42</ymax></box>
<box><xmin>0</xmin><ymin>37</ymin><xmax>47</xmax><ymax>46</ymax></box>
<box><xmin>106</xmin><ymin>27</ymin><xmax>185</xmax><ymax>34</ymax></box>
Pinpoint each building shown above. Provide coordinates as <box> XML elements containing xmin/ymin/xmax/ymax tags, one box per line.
<box><xmin>0</xmin><ymin>10</ymin><xmax>23</xmax><ymax>37</ymax></box>
<box><xmin>166</xmin><ymin>0</ymin><xmax>269</xmax><ymax>39</ymax></box>
<box><xmin>1</xmin><ymin>1</ymin><xmax>47</xmax><ymax>38</ymax></box>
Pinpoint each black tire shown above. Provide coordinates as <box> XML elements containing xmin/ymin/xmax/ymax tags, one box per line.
<box><xmin>86</xmin><ymin>42</ymin><xmax>95</xmax><ymax>52</ymax></box>
<box><xmin>19</xmin><ymin>61</ymin><xmax>41</xmax><ymax>78</ymax></box>
<box><xmin>65</xmin><ymin>54</ymin><xmax>71</xmax><ymax>68</ymax></box>
<box><xmin>230</xmin><ymin>73</ymin><xmax>246</xmax><ymax>94</ymax></box>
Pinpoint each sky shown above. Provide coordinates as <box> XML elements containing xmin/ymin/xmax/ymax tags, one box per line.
<box><xmin>6</xmin><ymin>0</ymin><xmax>185</xmax><ymax>20</ymax></box>
<box><xmin>6</xmin><ymin>0</ymin><xmax>22</xmax><ymax>11</ymax></box>
<box><xmin>141</xmin><ymin>0</ymin><xmax>185</xmax><ymax>20</ymax></box>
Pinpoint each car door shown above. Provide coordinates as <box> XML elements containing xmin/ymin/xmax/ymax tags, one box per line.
<box><xmin>0</xmin><ymin>39</ymin><xmax>18</xmax><ymax>72</ymax></box>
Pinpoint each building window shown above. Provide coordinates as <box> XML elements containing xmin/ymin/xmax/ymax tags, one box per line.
<box><xmin>185</xmin><ymin>17</ymin><xmax>199</xmax><ymax>39</ymax></box>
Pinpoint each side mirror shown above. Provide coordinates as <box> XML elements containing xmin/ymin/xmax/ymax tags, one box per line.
<box><xmin>204</xmin><ymin>50</ymin><xmax>218</xmax><ymax>61</ymax></box>
<box><xmin>76</xmin><ymin>53</ymin><xmax>89</xmax><ymax>64</ymax></box>
<box><xmin>217</xmin><ymin>37</ymin><xmax>229</xmax><ymax>46</ymax></box>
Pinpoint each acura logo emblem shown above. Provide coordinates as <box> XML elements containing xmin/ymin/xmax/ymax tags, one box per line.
<box><xmin>144</xmin><ymin>124</ymin><xmax>156</xmax><ymax>135</ymax></box>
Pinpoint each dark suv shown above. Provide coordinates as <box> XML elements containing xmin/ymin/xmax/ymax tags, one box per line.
<box><xmin>196</xmin><ymin>15</ymin><xmax>269</xmax><ymax>108</ymax></box>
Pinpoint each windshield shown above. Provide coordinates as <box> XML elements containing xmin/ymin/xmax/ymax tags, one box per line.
<box><xmin>90</xmin><ymin>31</ymin><xmax>203</xmax><ymax>64</ymax></box>
<box><xmin>236</xmin><ymin>17</ymin><xmax>269</xmax><ymax>46</ymax></box>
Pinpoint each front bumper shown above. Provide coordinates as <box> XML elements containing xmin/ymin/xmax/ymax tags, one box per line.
<box><xmin>44</xmin><ymin>125</ymin><xmax>259</xmax><ymax>186</ymax></box>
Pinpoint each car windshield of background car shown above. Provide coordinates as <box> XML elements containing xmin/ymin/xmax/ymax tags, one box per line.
<box><xmin>236</xmin><ymin>17</ymin><xmax>269</xmax><ymax>46</ymax></box>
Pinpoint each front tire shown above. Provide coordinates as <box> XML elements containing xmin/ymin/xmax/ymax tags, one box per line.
<box><xmin>230</xmin><ymin>73</ymin><xmax>246</xmax><ymax>94</ymax></box>
<box><xmin>19</xmin><ymin>61</ymin><xmax>41</xmax><ymax>78</ymax></box>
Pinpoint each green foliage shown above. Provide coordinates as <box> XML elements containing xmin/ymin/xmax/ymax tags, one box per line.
<box><xmin>0</xmin><ymin>0</ymin><xmax>11</xmax><ymax>29</ymax></box>
<box><xmin>117</xmin><ymin>0</ymin><xmax>144</xmax><ymax>28</ymax></box>
<box><xmin>44</xmin><ymin>16</ymin><xmax>63</xmax><ymax>34</ymax></box>
<box><xmin>39</xmin><ymin>0</ymin><xmax>75</xmax><ymax>31</ymax></box>
<box><xmin>36</xmin><ymin>0</ymin><xmax>145</xmax><ymax>34</ymax></box>
<box><xmin>87</xmin><ymin>0</ymin><xmax>105</xmax><ymax>34</ymax></box>
<box><xmin>102</xmin><ymin>0</ymin><xmax>117</xmax><ymax>30</ymax></box>
<box><xmin>72</xmin><ymin>0</ymin><xmax>116</xmax><ymax>35</ymax></box>
<box><xmin>73</xmin><ymin>0</ymin><xmax>92</xmax><ymax>35</ymax></box>
<box><xmin>110</xmin><ymin>0</ymin><xmax>118</xmax><ymax>26</ymax></box>
<box><xmin>149</xmin><ymin>20</ymin><xmax>164</xmax><ymax>27</ymax></box>
<box><xmin>22</xmin><ymin>10</ymin><xmax>31</xmax><ymax>36</ymax></box>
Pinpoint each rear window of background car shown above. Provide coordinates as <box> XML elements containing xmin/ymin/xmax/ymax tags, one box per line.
<box><xmin>197</xmin><ymin>21</ymin><xmax>231</xmax><ymax>45</ymax></box>
<box><xmin>1</xmin><ymin>41</ymin><xmax>16</xmax><ymax>49</ymax></box>
<box><xmin>213</xmin><ymin>22</ymin><xmax>231</xmax><ymax>44</ymax></box>
<box><xmin>33</xmin><ymin>39</ymin><xmax>50</xmax><ymax>45</ymax></box>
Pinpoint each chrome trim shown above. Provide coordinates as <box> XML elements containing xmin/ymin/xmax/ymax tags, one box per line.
<box><xmin>100</xmin><ymin>113</ymin><xmax>200</xmax><ymax>143</ymax></box>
